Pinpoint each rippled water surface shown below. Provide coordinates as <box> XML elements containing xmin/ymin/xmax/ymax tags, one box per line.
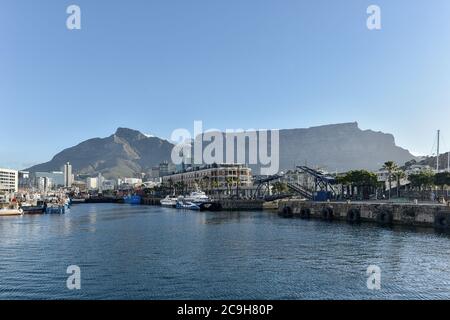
<box><xmin>1</xmin><ymin>203</ymin><xmax>450</xmax><ymax>299</ymax></box>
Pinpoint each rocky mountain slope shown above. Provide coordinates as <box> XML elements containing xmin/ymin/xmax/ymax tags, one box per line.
<box><xmin>26</xmin><ymin>123</ymin><xmax>417</xmax><ymax>178</ymax></box>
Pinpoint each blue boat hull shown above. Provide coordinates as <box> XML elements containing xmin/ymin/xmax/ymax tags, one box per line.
<box><xmin>123</xmin><ymin>195</ymin><xmax>141</xmax><ymax>205</ymax></box>
<box><xmin>176</xmin><ymin>202</ymin><xmax>200</xmax><ymax>210</ymax></box>
<box><xmin>45</xmin><ymin>206</ymin><xmax>66</xmax><ymax>214</ymax></box>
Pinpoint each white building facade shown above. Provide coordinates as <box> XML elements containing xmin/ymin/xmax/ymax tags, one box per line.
<box><xmin>0</xmin><ymin>168</ymin><xmax>19</xmax><ymax>193</ymax></box>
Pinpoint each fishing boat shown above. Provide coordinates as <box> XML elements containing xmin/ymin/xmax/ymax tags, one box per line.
<box><xmin>123</xmin><ymin>195</ymin><xmax>141</xmax><ymax>205</ymax></box>
<box><xmin>160</xmin><ymin>195</ymin><xmax>178</xmax><ymax>207</ymax></box>
<box><xmin>20</xmin><ymin>201</ymin><xmax>46</xmax><ymax>214</ymax></box>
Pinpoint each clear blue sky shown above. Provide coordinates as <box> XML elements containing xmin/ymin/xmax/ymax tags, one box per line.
<box><xmin>1</xmin><ymin>0</ymin><xmax>450</xmax><ymax>169</ymax></box>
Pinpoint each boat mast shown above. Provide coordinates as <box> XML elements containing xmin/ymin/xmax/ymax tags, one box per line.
<box><xmin>436</xmin><ymin>130</ymin><xmax>440</xmax><ymax>172</ymax></box>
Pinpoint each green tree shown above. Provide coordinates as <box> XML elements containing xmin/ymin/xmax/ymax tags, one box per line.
<box><xmin>434</xmin><ymin>172</ymin><xmax>450</xmax><ymax>193</ymax></box>
<box><xmin>235</xmin><ymin>177</ymin><xmax>241</xmax><ymax>199</ymax></box>
<box><xmin>392</xmin><ymin>170</ymin><xmax>406</xmax><ymax>198</ymax></box>
<box><xmin>202</xmin><ymin>176</ymin><xmax>210</xmax><ymax>194</ymax></box>
<box><xmin>225</xmin><ymin>177</ymin><xmax>233</xmax><ymax>196</ymax></box>
<box><xmin>167</xmin><ymin>178</ymin><xmax>174</xmax><ymax>194</ymax></box>
<box><xmin>211</xmin><ymin>179</ymin><xmax>220</xmax><ymax>199</ymax></box>
<box><xmin>408</xmin><ymin>171</ymin><xmax>435</xmax><ymax>191</ymax></box>
<box><xmin>382</xmin><ymin>161</ymin><xmax>398</xmax><ymax>199</ymax></box>
<box><xmin>174</xmin><ymin>181</ymin><xmax>186</xmax><ymax>195</ymax></box>
<box><xmin>272</xmin><ymin>181</ymin><xmax>289</xmax><ymax>195</ymax></box>
<box><xmin>337</xmin><ymin>170</ymin><xmax>378</xmax><ymax>199</ymax></box>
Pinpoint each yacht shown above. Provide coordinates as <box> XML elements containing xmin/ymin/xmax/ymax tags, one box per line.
<box><xmin>184</xmin><ymin>191</ymin><xmax>210</xmax><ymax>204</ymax></box>
<box><xmin>175</xmin><ymin>199</ymin><xmax>200</xmax><ymax>210</ymax></box>
<box><xmin>160</xmin><ymin>195</ymin><xmax>178</xmax><ymax>207</ymax></box>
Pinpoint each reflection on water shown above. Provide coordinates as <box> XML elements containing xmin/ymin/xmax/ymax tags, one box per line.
<box><xmin>1</xmin><ymin>203</ymin><xmax>450</xmax><ymax>299</ymax></box>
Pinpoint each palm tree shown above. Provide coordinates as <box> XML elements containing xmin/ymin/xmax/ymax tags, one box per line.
<box><xmin>211</xmin><ymin>179</ymin><xmax>220</xmax><ymax>199</ymax></box>
<box><xmin>382</xmin><ymin>161</ymin><xmax>398</xmax><ymax>200</ymax></box>
<box><xmin>392</xmin><ymin>170</ymin><xmax>406</xmax><ymax>198</ymax></box>
<box><xmin>202</xmin><ymin>176</ymin><xmax>210</xmax><ymax>194</ymax></box>
<box><xmin>194</xmin><ymin>179</ymin><xmax>200</xmax><ymax>191</ymax></box>
<box><xmin>225</xmin><ymin>177</ymin><xmax>233</xmax><ymax>197</ymax></box>
<box><xmin>235</xmin><ymin>177</ymin><xmax>241</xmax><ymax>199</ymax></box>
<box><xmin>167</xmin><ymin>178</ymin><xmax>174</xmax><ymax>195</ymax></box>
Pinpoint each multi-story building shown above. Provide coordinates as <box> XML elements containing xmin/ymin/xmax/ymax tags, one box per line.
<box><xmin>33</xmin><ymin>171</ymin><xmax>64</xmax><ymax>188</ymax></box>
<box><xmin>102</xmin><ymin>180</ymin><xmax>115</xmax><ymax>191</ymax></box>
<box><xmin>162</xmin><ymin>163</ymin><xmax>252</xmax><ymax>191</ymax></box>
<box><xmin>18</xmin><ymin>171</ymin><xmax>31</xmax><ymax>190</ymax></box>
<box><xmin>64</xmin><ymin>162</ymin><xmax>73</xmax><ymax>188</ymax></box>
<box><xmin>0</xmin><ymin>168</ymin><xmax>19</xmax><ymax>193</ymax></box>
<box><xmin>37</xmin><ymin>176</ymin><xmax>52</xmax><ymax>192</ymax></box>
<box><xmin>159</xmin><ymin>161</ymin><xmax>176</xmax><ymax>177</ymax></box>
<box><xmin>86</xmin><ymin>177</ymin><xmax>99</xmax><ymax>190</ymax></box>
<box><xmin>151</xmin><ymin>166</ymin><xmax>160</xmax><ymax>178</ymax></box>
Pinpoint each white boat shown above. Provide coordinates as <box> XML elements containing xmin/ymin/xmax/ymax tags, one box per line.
<box><xmin>176</xmin><ymin>199</ymin><xmax>200</xmax><ymax>210</ymax></box>
<box><xmin>160</xmin><ymin>195</ymin><xmax>178</xmax><ymax>207</ymax></box>
<box><xmin>0</xmin><ymin>208</ymin><xmax>24</xmax><ymax>216</ymax></box>
<box><xmin>184</xmin><ymin>191</ymin><xmax>210</xmax><ymax>204</ymax></box>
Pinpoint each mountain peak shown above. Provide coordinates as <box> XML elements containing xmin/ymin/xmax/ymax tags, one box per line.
<box><xmin>114</xmin><ymin>127</ymin><xmax>146</xmax><ymax>140</ymax></box>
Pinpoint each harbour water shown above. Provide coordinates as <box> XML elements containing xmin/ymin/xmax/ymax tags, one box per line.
<box><xmin>1</xmin><ymin>203</ymin><xmax>450</xmax><ymax>300</ymax></box>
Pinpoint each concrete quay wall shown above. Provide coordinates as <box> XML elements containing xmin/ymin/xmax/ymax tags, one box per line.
<box><xmin>278</xmin><ymin>200</ymin><xmax>450</xmax><ymax>230</ymax></box>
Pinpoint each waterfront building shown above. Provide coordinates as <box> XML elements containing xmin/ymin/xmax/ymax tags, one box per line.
<box><xmin>86</xmin><ymin>177</ymin><xmax>98</xmax><ymax>190</ymax></box>
<box><xmin>34</xmin><ymin>171</ymin><xmax>64</xmax><ymax>188</ymax></box>
<box><xmin>64</xmin><ymin>162</ymin><xmax>73</xmax><ymax>188</ymax></box>
<box><xmin>72</xmin><ymin>180</ymin><xmax>87</xmax><ymax>192</ymax></box>
<box><xmin>406</xmin><ymin>164</ymin><xmax>433</xmax><ymax>175</ymax></box>
<box><xmin>37</xmin><ymin>176</ymin><xmax>51</xmax><ymax>193</ymax></box>
<box><xmin>142</xmin><ymin>181</ymin><xmax>160</xmax><ymax>189</ymax></box>
<box><xmin>151</xmin><ymin>166</ymin><xmax>160</xmax><ymax>178</ymax></box>
<box><xmin>118</xmin><ymin>177</ymin><xmax>143</xmax><ymax>186</ymax></box>
<box><xmin>159</xmin><ymin>161</ymin><xmax>176</xmax><ymax>177</ymax></box>
<box><xmin>97</xmin><ymin>173</ymin><xmax>104</xmax><ymax>193</ymax></box>
<box><xmin>162</xmin><ymin>163</ymin><xmax>252</xmax><ymax>192</ymax></box>
<box><xmin>102</xmin><ymin>179</ymin><xmax>115</xmax><ymax>191</ymax></box>
<box><xmin>18</xmin><ymin>171</ymin><xmax>31</xmax><ymax>190</ymax></box>
<box><xmin>0</xmin><ymin>168</ymin><xmax>19</xmax><ymax>193</ymax></box>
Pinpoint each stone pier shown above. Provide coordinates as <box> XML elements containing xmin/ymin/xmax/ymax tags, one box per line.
<box><xmin>278</xmin><ymin>199</ymin><xmax>450</xmax><ymax>230</ymax></box>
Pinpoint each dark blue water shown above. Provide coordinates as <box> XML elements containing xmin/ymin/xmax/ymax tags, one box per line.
<box><xmin>1</xmin><ymin>203</ymin><xmax>450</xmax><ymax>299</ymax></box>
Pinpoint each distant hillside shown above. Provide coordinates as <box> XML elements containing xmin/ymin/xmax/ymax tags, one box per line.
<box><xmin>412</xmin><ymin>152</ymin><xmax>450</xmax><ymax>170</ymax></box>
<box><xmin>196</xmin><ymin>122</ymin><xmax>417</xmax><ymax>173</ymax></box>
<box><xmin>278</xmin><ymin>122</ymin><xmax>416</xmax><ymax>172</ymax></box>
<box><xmin>27</xmin><ymin>123</ymin><xmax>417</xmax><ymax>178</ymax></box>
<box><xmin>26</xmin><ymin>128</ymin><xmax>174</xmax><ymax>179</ymax></box>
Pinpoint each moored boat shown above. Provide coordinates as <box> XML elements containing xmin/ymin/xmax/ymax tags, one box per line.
<box><xmin>0</xmin><ymin>208</ymin><xmax>24</xmax><ymax>216</ymax></box>
<box><xmin>123</xmin><ymin>195</ymin><xmax>141</xmax><ymax>205</ymax></box>
<box><xmin>184</xmin><ymin>191</ymin><xmax>210</xmax><ymax>204</ymax></box>
<box><xmin>21</xmin><ymin>204</ymin><xmax>46</xmax><ymax>214</ymax></box>
<box><xmin>160</xmin><ymin>195</ymin><xmax>178</xmax><ymax>207</ymax></box>
<box><xmin>70</xmin><ymin>198</ymin><xmax>86</xmax><ymax>204</ymax></box>
<box><xmin>45</xmin><ymin>204</ymin><xmax>66</xmax><ymax>214</ymax></box>
<box><xmin>175</xmin><ymin>199</ymin><xmax>200</xmax><ymax>210</ymax></box>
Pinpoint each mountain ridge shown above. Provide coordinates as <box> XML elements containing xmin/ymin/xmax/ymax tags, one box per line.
<box><xmin>26</xmin><ymin>123</ymin><xmax>417</xmax><ymax>178</ymax></box>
